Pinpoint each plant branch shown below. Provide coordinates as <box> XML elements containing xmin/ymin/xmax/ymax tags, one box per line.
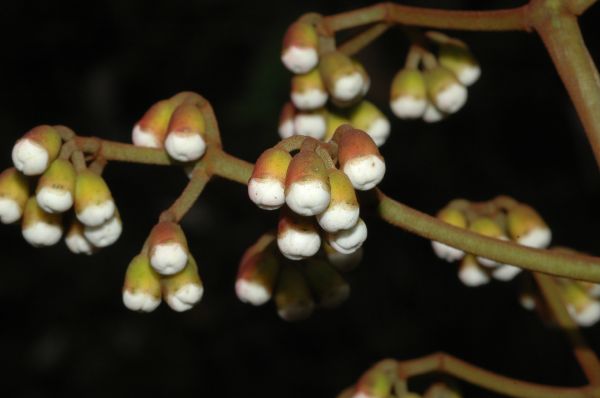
<box><xmin>337</xmin><ymin>23</ymin><xmax>392</xmax><ymax>56</ymax></box>
<box><xmin>159</xmin><ymin>165</ymin><xmax>211</xmax><ymax>223</ymax></box>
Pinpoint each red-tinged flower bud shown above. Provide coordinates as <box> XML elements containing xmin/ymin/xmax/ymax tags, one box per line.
<box><xmin>278</xmin><ymin>102</ymin><xmax>296</xmax><ymax>139</ymax></box>
<box><xmin>468</xmin><ymin>217</ymin><xmax>508</xmax><ymax>268</ymax></box>
<box><xmin>148</xmin><ymin>221</ymin><xmax>189</xmax><ymax>275</ymax></box>
<box><xmin>334</xmin><ymin>126</ymin><xmax>386</xmax><ymax>190</ymax></box>
<box><xmin>317</xmin><ymin>169</ymin><xmax>359</xmax><ymax>233</ymax></box>
<box><xmin>236</xmin><ymin>234</ymin><xmax>280</xmax><ymax>306</ymax></box>
<box><xmin>305</xmin><ymin>259</ymin><xmax>350</xmax><ymax>309</ymax></box>
<box><xmin>277</xmin><ymin>208</ymin><xmax>321</xmax><ymax>260</ymax></box>
<box><xmin>36</xmin><ymin>159</ymin><xmax>76</xmax><ymax>213</ymax></box>
<box><xmin>324</xmin><ymin>242</ymin><xmax>363</xmax><ymax>272</ymax></box>
<box><xmin>422</xmin><ymin>101</ymin><xmax>445</xmax><ymax>123</ymax></box>
<box><xmin>431</xmin><ymin>207</ymin><xmax>467</xmax><ymax>262</ymax></box>
<box><xmin>274</xmin><ymin>263</ymin><xmax>314</xmax><ymax>321</ymax></box>
<box><xmin>123</xmin><ymin>254</ymin><xmax>161</xmax><ymax>312</ymax></box>
<box><xmin>349</xmin><ymin>101</ymin><xmax>391</xmax><ymax>147</ymax></box>
<box><xmin>132</xmin><ymin>99</ymin><xmax>175</xmax><ymax>148</ymax></box>
<box><xmin>324</xmin><ymin>111</ymin><xmax>350</xmax><ymax>142</ymax></box>
<box><xmin>506</xmin><ymin>204</ymin><xmax>551</xmax><ymax>249</ymax></box>
<box><xmin>558</xmin><ymin>279</ymin><xmax>600</xmax><ymax>327</ymax></box>
<box><xmin>390</xmin><ymin>68</ymin><xmax>427</xmax><ymax>119</ymax></box>
<box><xmin>285</xmin><ymin>150</ymin><xmax>331</xmax><ymax>216</ymax></box>
<box><xmin>327</xmin><ymin>218</ymin><xmax>368</xmax><ymax>255</ymax></box>
<box><xmin>65</xmin><ymin>219</ymin><xmax>95</xmax><ymax>255</ymax></box>
<box><xmin>21</xmin><ymin>197</ymin><xmax>63</xmax><ymax>247</ymax></box>
<box><xmin>74</xmin><ymin>170</ymin><xmax>116</xmax><ymax>227</ymax></box>
<box><xmin>281</xmin><ymin>21</ymin><xmax>319</xmax><ymax>74</ymax></box>
<box><xmin>438</xmin><ymin>43</ymin><xmax>481</xmax><ymax>86</ymax></box>
<box><xmin>320</xmin><ymin>52</ymin><xmax>366</xmax><ymax>102</ymax></box>
<box><xmin>248</xmin><ymin>148</ymin><xmax>292</xmax><ymax>210</ymax></box>
<box><xmin>294</xmin><ymin>109</ymin><xmax>327</xmax><ymax>140</ymax></box>
<box><xmin>12</xmin><ymin>125</ymin><xmax>62</xmax><ymax>176</ymax></box>
<box><xmin>164</xmin><ymin>103</ymin><xmax>207</xmax><ymax>162</ymax></box>
<box><xmin>424</xmin><ymin>66</ymin><xmax>467</xmax><ymax>114</ymax></box>
<box><xmin>83</xmin><ymin>209</ymin><xmax>122</xmax><ymax>248</ymax></box>
<box><xmin>353</xmin><ymin>60</ymin><xmax>370</xmax><ymax>97</ymax></box>
<box><xmin>0</xmin><ymin>168</ymin><xmax>29</xmax><ymax>224</ymax></box>
<box><xmin>458</xmin><ymin>254</ymin><xmax>490</xmax><ymax>287</ymax></box>
<box><xmin>162</xmin><ymin>256</ymin><xmax>204</xmax><ymax>312</ymax></box>
<box><xmin>353</xmin><ymin>360</ymin><xmax>396</xmax><ymax>398</ymax></box>
<box><xmin>291</xmin><ymin>69</ymin><xmax>328</xmax><ymax>110</ymax></box>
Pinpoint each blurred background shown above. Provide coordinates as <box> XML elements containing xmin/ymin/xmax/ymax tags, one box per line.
<box><xmin>1</xmin><ymin>0</ymin><xmax>599</xmax><ymax>397</ymax></box>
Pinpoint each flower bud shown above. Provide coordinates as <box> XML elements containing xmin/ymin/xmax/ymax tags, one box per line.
<box><xmin>468</xmin><ymin>217</ymin><xmax>507</xmax><ymax>268</ymax></box>
<box><xmin>74</xmin><ymin>170</ymin><xmax>116</xmax><ymax>227</ymax></box>
<box><xmin>390</xmin><ymin>69</ymin><xmax>427</xmax><ymax>119</ymax></box>
<box><xmin>353</xmin><ymin>360</ymin><xmax>396</xmax><ymax>398</ymax></box>
<box><xmin>285</xmin><ymin>150</ymin><xmax>331</xmax><ymax>216</ymax></box>
<box><xmin>148</xmin><ymin>221</ymin><xmax>189</xmax><ymax>275</ymax></box>
<box><xmin>305</xmin><ymin>259</ymin><xmax>350</xmax><ymax>308</ymax></box>
<box><xmin>35</xmin><ymin>159</ymin><xmax>76</xmax><ymax>213</ymax></box>
<box><xmin>320</xmin><ymin>52</ymin><xmax>365</xmax><ymax>102</ymax></box>
<box><xmin>317</xmin><ymin>169</ymin><xmax>359</xmax><ymax>233</ymax></box>
<box><xmin>349</xmin><ymin>101</ymin><xmax>391</xmax><ymax>147</ymax></box>
<box><xmin>21</xmin><ymin>197</ymin><xmax>63</xmax><ymax>247</ymax></box>
<box><xmin>334</xmin><ymin>126</ymin><xmax>386</xmax><ymax>190</ymax></box>
<box><xmin>354</xmin><ymin>60</ymin><xmax>370</xmax><ymax>97</ymax></box>
<box><xmin>277</xmin><ymin>209</ymin><xmax>321</xmax><ymax>260</ymax></box>
<box><xmin>424</xmin><ymin>66</ymin><xmax>467</xmax><ymax>114</ymax></box>
<box><xmin>291</xmin><ymin>69</ymin><xmax>328</xmax><ymax>110</ymax></box>
<box><xmin>458</xmin><ymin>254</ymin><xmax>490</xmax><ymax>287</ymax></box>
<box><xmin>274</xmin><ymin>263</ymin><xmax>314</xmax><ymax>321</ymax></box>
<box><xmin>506</xmin><ymin>204</ymin><xmax>551</xmax><ymax>249</ymax></box>
<box><xmin>431</xmin><ymin>207</ymin><xmax>467</xmax><ymax>262</ymax></box>
<box><xmin>236</xmin><ymin>234</ymin><xmax>280</xmax><ymax>306</ymax></box>
<box><xmin>328</xmin><ymin>218</ymin><xmax>367</xmax><ymax>254</ymax></box>
<box><xmin>294</xmin><ymin>109</ymin><xmax>327</xmax><ymax>140</ymax></box>
<box><xmin>438</xmin><ymin>43</ymin><xmax>480</xmax><ymax>86</ymax></box>
<box><xmin>12</xmin><ymin>125</ymin><xmax>62</xmax><ymax>176</ymax></box>
<box><xmin>422</xmin><ymin>102</ymin><xmax>445</xmax><ymax>123</ymax></box>
<box><xmin>122</xmin><ymin>254</ymin><xmax>161</xmax><ymax>312</ymax></box>
<box><xmin>132</xmin><ymin>99</ymin><xmax>174</xmax><ymax>148</ymax></box>
<box><xmin>325</xmin><ymin>242</ymin><xmax>363</xmax><ymax>272</ymax></box>
<box><xmin>324</xmin><ymin>111</ymin><xmax>350</xmax><ymax>142</ymax></box>
<box><xmin>281</xmin><ymin>21</ymin><xmax>319</xmax><ymax>74</ymax></box>
<box><xmin>162</xmin><ymin>256</ymin><xmax>204</xmax><ymax>312</ymax></box>
<box><xmin>83</xmin><ymin>210</ymin><xmax>122</xmax><ymax>248</ymax></box>
<box><xmin>164</xmin><ymin>104</ymin><xmax>207</xmax><ymax>162</ymax></box>
<box><xmin>279</xmin><ymin>102</ymin><xmax>296</xmax><ymax>139</ymax></box>
<box><xmin>65</xmin><ymin>219</ymin><xmax>95</xmax><ymax>255</ymax></box>
<box><xmin>578</xmin><ymin>281</ymin><xmax>600</xmax><ymax>298</ymax></box>
<box><xmin>491</xmin><ymin>264</ymin><xmax>522</xmax><ymax>281</ymax></box>
<box><xmin>248</xmin><ymin>148</ymin><xmax>292</xmax><ymax>210</ymax></box>
<box><xmin>558</xmin><ymin>281</ymin><xmax>600</xmax><ymax>327</ymax></box>
<box><xmin>0</xmin><ymin>168</ymin><xmax>29</xmax><ymax>224</ymax></box>
<box><xmin>424</xmin><ymin>382</ymin><xmax>461</xmax><ymax>398</ymax></box>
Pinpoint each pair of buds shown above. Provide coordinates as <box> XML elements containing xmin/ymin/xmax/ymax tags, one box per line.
<box><xmin>432</xmin><ymin>199</ymin><xmax>551</xmax><ymax>286</ymax></box>
<box><xmin>132</xmin><ymin>92</ymin><xmax>208</xmax><ymax>162</ymax></box>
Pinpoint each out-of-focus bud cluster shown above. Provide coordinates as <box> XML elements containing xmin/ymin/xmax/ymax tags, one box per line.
<box><xmin>1</xmin><ymin>125</ymin><xmax>122</xmax><ymax>253</ymax></box>
<box><xmin>390</xmin><ymin>32</ymin><xmax>480</xmax><ymax>123</ymax></box>
<box><xmin>280</xmin><ymin>21</ymin><xmax>391</xmax><ymax>147</ymax></box>
<box><xmin>431</xmin><ymin>197</ymin><xmax>551</xmax><ymax>286</ymax></box>
<box><xmin>132</xmin><ymin>92</ymin><xmax>208</xmax><ymax>163</ymax></box>
<box><xmin>235</xmin><ymin>231</ymin><xmax>362</xmax><ymax>321</ymax></box>
<box><xmin>122</xmin><ymin>221</ymin><xmax>203</xmax><ymax>313</ymax></box>
<box><xmin>249</xmin><ymin>126</ymin><xmax>385</xmax><ymax>263</ymax></box>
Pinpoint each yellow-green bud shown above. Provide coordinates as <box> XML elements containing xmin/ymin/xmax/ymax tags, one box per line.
<box><xmin>122</xmin><ymin>254</ymin><xmax>162</xmax><ymax>312</ymax></box>
<box><xmin>424</xmin><ymin>66</ymin><xmax>467</xmax><ymax>114</ymax></box>
<box><xmin>390</xmin><ymin>69</ymin><xmax>427</xmax><ymax>119</ymax></box>
<box><xmin>0</xmin><ymin>168</ymin><xmax>29</xmax><ymax>224</ymax></box>
<box><xmin>275</xmin><ymin>263</ymin><xmax>314</xmax><ymax>321</ymax></box>
<box><xmin>305</xmin><ymin>259</ymin><xmax>350</xmax><ymax>308</ymax></box>
<box><xmin>74</xmin><ymin>170</ymin><xmax>115</xmax><ymax>227</ymax></box>
<box><xmin>36</xmin><ymin>158</ymin><xmax>77</xmax><ymax>213</ymax></box>
<box><xmin>161</xmin><ymin>256</ymin><xmax>204</xmax><ymax>312</ymax></box>
<box><xmin>350</xmin><ymin>101</ymin><xmax>391</xmax><ymax>147</ymax></box>
<box><xmin>438</xmin><ymin>43</ymin><xmax>480</xmax><ymax>86</ymax></box>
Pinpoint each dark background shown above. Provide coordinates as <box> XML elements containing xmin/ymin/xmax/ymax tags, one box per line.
<box><xmin>1</xmin><ymin>0</ymin><xmax>599</xmax><ymax>397</ymax></box>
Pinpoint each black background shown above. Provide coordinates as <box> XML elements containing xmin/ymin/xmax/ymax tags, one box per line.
<box><xmin>1</xmin><ymin>1</ymin><xmax>600</xmax><ymax>397</ymax></box>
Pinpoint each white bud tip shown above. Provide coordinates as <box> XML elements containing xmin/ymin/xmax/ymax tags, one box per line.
<box><xmin>431</xmin><ymin>241</ymin><xmax>465</xmax><ymax>262</ymax></box>
<box><xmin>291</xmin><ymin>89</ymin><xmax>328</xmax><ymax>110</ymax></box>
<box><xmin>343</xmin><ymin>155</ymin><xmax>386</xmax><ymax>191</ymax></box>
<box><xmin>65</xmin><ymin>232</ymin><xmax>95</xmax><ymax>255</ymax></box>
<box><xmin>132</xmin><ymin>125</ymin><xmax>161</xmax><ymax>148</ymax></box>
<box><xmin>37</xmin><ymin>188</ymin><xmax>73</xmax><ymax>213</ymax></box>
<box><xmin>0</xmin><ymin>198</ymin><xmax>22</xmax><ymax>224</ymax></box>
<box><xmin>281</xmin><ymin>47</ymin><xmax>318</xmax><ymax>74</ymax></box>
<box><xmin>458</xmin><ymin>264</ymin><xmax>490</xmax><ymax>287</ymax></box>
<box><xmin>12</xmin><ymin>138</ymin><xmax>49</xmax><ymax>176</ymax></box>
<box><xmin>422</xmin><ymin>103</ymin><xmax>444</xmax><ymax>123</ymax></box>
<box><xmin>519</xmin><ymin>295</ymin><xmax>537</xmax><ymax>311</ymax></box>
<box><xmin>123</xmin><ymin>290</ymin><xmax>161</xmax><ymax>312</ymax></box>
<box><xmin>294</xmin><ymin>114</ymin><xmax>326</xmax><ymax>140</ymax></box>
<box><xmin>321</xmin><ymin>284</ymin><xmax>350</xmax><ymax>309</ymax></box>
<box><xmin>391</xmin><ymin>97</ymin><xmax>427</xmax><ymax>119</ymax></box>
<box><xmin>84</xmin><ymin>216</ymin><xmax>122</xmax><ymax>248</ymax></box>
<box><xmin>166</xmin><ymin>283</ymin><xmax>204</xmax><ymax>312</ymax></box>
<box><xmin>492</xmin><ymin>264</ymin><xmax>522</xmax><ymax>281</ymax></box>
<box><xmin>236</xmin><ymin>279</ymin><xmax>271</xmax><ymax>306</ymax></box>
<box><xmin>477</xmin><ymin>257</ymin><xmax>500</xmax><ymax>268</ymax></box>
<box><xmin>332</xmin><ymin>72</ymin><xmax>364</xmax><ymax>101</ymax></box>
<box><xmin>77</xmin><ymin>200</ymin><xmax>116</xmax><ymax>227</ymax></box>
<box><xmin>317</xmin><ymin>205</ymin><xmax>359</xmax><ymax>233</ymax></box>
<box><xmin>165</xmin><ymin>132</ymin><xmax>206</xmax><ymax>162</ymax></box>
<box><xmin>278</xmin><ymin>228</ymin><xmax>321</xmax><ymax>260</ymax></box>
<box><xmin>458</xmin><ymin>66</ymin><xmax>481</xmax><ymax>86</ymax></box>
<box><xmin>569</xmin><ymin>301</ymin><xmax>600</xmax><ymax>327</ymax></box>
<box><xmin>587</xmin><ymin>284</ymin><xmax>600</xmax><ymax>299</ymax></box>
<box><xmin>150</xmin><ymin>243</ymin><xmax>189</xmax><ymax>275</ymax></box>
<box><xmin>22</xmin><ymin>222</ymin><xmax>63</xmax><ymax>247</ymax></box>
<box><xmin>517</xmin><ymin>228</ymin><xmax>552</xmax><ymax>249</ymax></box>
<box><xmin>248</xmin><ymin>178</ymin><xmax>285</xmax><ymax>210</ymax></box>
<box><xmin>352</xmin><ymin>392</ymin><xmax>372</xmax><ymax>398</ymax></box>
<box><xmin>285</xmin><ymin>181</ymin><xmax>331</xmax><ymax>216</ymax></box>
<box><xmin>329</xmin><ymin>219</ymin><xmax>367</xmax><ymax>255</ymax></box>
<box><xmin>278</xmin><ymin>302</ymin><xmax>314</xmax><ymax>322</ymax></box>
<box><xmin>366</xmin><ymin>117</ymin><xmax>391</xmax><ymax>148</ymax></box>
<box><xmin>279</xmin><ymin>119</ymin><xmax>295</xmax><ymax>139</ymax></box>
<box><xmin>434</xmin><ymin>83</ymin><xmax>468</xmax><ymax>114</ymax></box>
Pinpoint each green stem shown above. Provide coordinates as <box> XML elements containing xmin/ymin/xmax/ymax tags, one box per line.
<box><xmin>337</xmin><ymin>23</ymin><xmax>392</xmax><ymax>56</ymax></box>
<box><xmin>209</xmin><ymin>149</ymin><xmax>253</xmax><ymax>185</ymax></box>
<box><xmin>74</xmin><ymin>136</ymin><xmax>173</xmax><ymax>165</ymax></box>
<box><xmin>160</xmin><ymin>165</ymin><xmax>211</xmax><ymax>223</ymax></box>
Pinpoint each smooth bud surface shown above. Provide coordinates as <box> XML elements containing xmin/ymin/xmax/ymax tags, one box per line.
<box><xmin>390</xmin><ymin>69</ymin><xmax>427</xmax><ymax>119</ymax></box>
<box><xmin>0</xmin><ymin>168</ymin><xmax>29</xmax><ymax>224</ymax></box>
<box><xmin>123</xmin><ymin>254</ymin><xmax>162</xmax><ymax>312</ymax></box>
<box><xmin>439</xmin><ymin>43</ymin><xmax>481</xmax><ymax>86</ymax></box>
<box><xmin>285</xmin><ymin>150</ymin><xmax>331</xmax><ymax>216</ymax></box>
<box><xmin>36</xmin><ymin>159</ymin><xmax>76</xmax><ymax>213</ymax></box>
<box><xmin>291</xmin><ymin>69</ymin><xmax>328</xmax><ymax>110</ymax></box>
<box><xmin>12</xmin><ymin>125</ymin><xmax>62</xmax><ymax>176</ymax></box>
<box><xmin>74</xmin><ymin>170</ymin><xmax>115</xmax><ymax>227</ymax></box>
<box><xmin>132</xmin><ymin>99</ymin><xmax>175</xmax><ymax>148</ymax></box>
<box><xmin>277</xmin><ymin>209</ymin><xmax>321</xmax><ymax>260</ymax></box>
<box><xmin>248</xmin><ymin>148</ymin><xmax>292</xmax><ymax>210</ymax></box>
<box><xmin>22</xmin><ymin>197</ymin><xmax>63</xmax><ymax>247</ymax></box>
<box><xmin>281</xmin><ymin>21</ymin><xmax>319</xmax><ymax>74</ymax></box>
<box><xmin>65</xmin><ymin>220</ymin><xmax>95</xmax><ymax>255</ymax></box>
<box><xmin>350</xmin><ymin>101</ymin><xmax>390</xmax><ymax>147</ymax></box>
<box><xmin>317</xmin><ymin>169</ymin><xmax>359</xmax><ymax>233</ymax></box>
<box><xmin>164</xmin><ymin>103</ymin><xmax>207</xmax><ymax>162</ymax></box>
<box><xmin>84</xmin><ymin>211</ymin><xmax>122</xmax><ymax>248</ymax></box>
<box><xmin>425</xmin><ymin>66</ymin><xmax>467</xmax><ymax>114</ymax></box>
<box><xmin>148</xmin><ymin>221</ymin><xmax>189</xmax><ymax>275</ymax></box>
<box><xmin>162</xmin><ymin>257</ymin><xmax>204</xmax><ymax>312</ymax></box>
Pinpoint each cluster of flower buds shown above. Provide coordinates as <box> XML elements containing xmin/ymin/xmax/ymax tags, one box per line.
<box><xmin>431</xmin><ymin>197</ymin><xmax>551</xmax><ymax>286</ymax></box>
<box><xmin>249</xmin><ymin>126</ymin><xmax>385</xmax><ymax>264</ymax></box>
<box><xmin>390</xmin><ymin>33</ymin><xmax>480</xmax><ymax>123</ymax></box>
<box><xmin>122</xmin><ymin>221</ymin><xmax>203</xmax><ymax>312</ymax></box>
<box><xmin>132</xmin><ymin>92</ymin><xmax>208</xmax><ymax>162</ymax></box>
<box><xmin>1</xmin><ymin>125</ymin><xmax>122</xmax><ymax>253</ymax></box>
<box><xmin>235</xmin><ymin>231</ymin><xmax>361</xmax><ymax>321</ymax></box>
<box><xmin>280</xmin><ymin>21</ymin><xmax>391</xmax><ymax>147</ymax></box>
